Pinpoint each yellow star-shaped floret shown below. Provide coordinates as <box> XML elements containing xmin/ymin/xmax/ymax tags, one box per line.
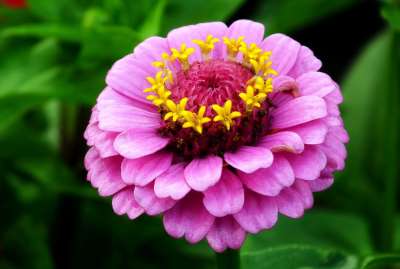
<box><xmin>146</xmin><ymin>86</ymin><xmax>171</xmax><ymax>106</ymax></box>
<box><xmin>250</xmin><ymin>51</ymin><xmax>278</xmax><ymax>77</ymax></box>
<box><xmin>223</xmin><ymin>36</ymin><xmax>244</xmax><ymax>60</ymax></box>
<box><xmin>182</xmin><ymin>106</ymin><xmax>211</xmax><ymax>134</ymax></box>
<box><xmin>239</xmin><ymin>85</ymin><xmax>267</xmax><ymax>111</ymax></box>
<box><xmin>171</xmin><ymin>43</ymin><xmax>195</xmax><ymax>70</ymax></box>
<box><xmin>251</xmin><ymin>76</ymin><xmax>273</xmax><ymax>95</ymax></box>
<box><xmin>144</xmin><ymin>71</ymin><xmax>167</xmax><ymax>93</ymax></box>
<box><xmin>164</xmin><ymin>98</ymin><xmax>189</xmax><ymax>121</ymax></box>
<box><xmin>212</xmin><ymin>100</ymin><xmax>241</xmax><ymax>130</ymax></box>
<box><xmin>193</xmin><ymin>34</ymin><xmax>220</xmax><ymax>59</ymax></box>
<box><xmin>239</xmin><ymin>42</ymin><xmax>262</xmax><ymax>65</ymax></box>
<box><xmin>152</xmin><ymin>52</ymin><xmax>171</xmax><ymax>69</ymax></box>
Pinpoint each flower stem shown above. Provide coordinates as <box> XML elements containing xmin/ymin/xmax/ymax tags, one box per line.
<box><xmin>216</xmin><ymin>249</ymin><xmax>240</xmax><ymax>269</ymax></box>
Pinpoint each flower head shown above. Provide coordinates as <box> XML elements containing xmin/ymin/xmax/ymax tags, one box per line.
<box><xmin>84</xmin><ymin>20</ymin><xmax>348</xmax><ymax>253</ymax></box>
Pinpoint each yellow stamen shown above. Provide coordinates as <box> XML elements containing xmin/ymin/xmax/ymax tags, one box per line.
<box><xmin>239</xmin><ymin>85</ymin><xmax>267</xmax><ymax>111</ymax></box>
<box><xmin>239</xmin><ymin>42</ymin><xmax>262</xmax><ymax>65</ymax></box>
<box><xmin>250</xmin><ymin>51</ymin><xmax>277</xmax><ymax>77</ymax></box>
<box><xmin>193</xmin><ymin>34</ymin><xmax>219</xmax><ymax>60</ymax></box>
<box><xmin>152</xmin><ymin>53</ymin><xmax>174</xmax><ymax>84</ymax></box>
<box><xmin>164</xmin><ymin>97</ymin><xmax>189</xmax><ymax>121</ymax></box>
<box><xmin>250</xmin><ymin>76</ymin><xmax>273</xmax><ymax>95</ymax></box>
<box><xmin>146</xmin><ymin>86</ymin><xmax>171</xmax><ymax>106</ymax></box>
<box><xmin>212</xmin><ymin>100</ymin><xmax>241</xmax><ymax>130</ymax></box>
<box><xmin>171</xmin><ymin>43</ymin><xmax>195</xmax><ymax>70</ymax></box>
<box><xmin>223</xmin><ymin>36</ymin><xmax>244</xmax><ymax>60</ymax></box>
<box><xmin>182</xmin><ymin>106</ymin><xmax>211</xmax><ymax>134</ymax></box>
<box><xmin>144</xmin><ymin>71</ymin><xmax>167</xmax><ymax>93</ymax></box>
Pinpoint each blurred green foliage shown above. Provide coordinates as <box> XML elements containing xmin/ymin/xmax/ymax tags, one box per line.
<box><xmin>0</xmin><ymin>0</ymin><xmax>399</xmax><ymax>268</ymax></box>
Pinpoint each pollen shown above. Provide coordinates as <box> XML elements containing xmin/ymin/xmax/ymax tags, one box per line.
<box><xmin>182</xmin><ymin>106</ymin><xmax>211</xmax><ymax>134</ymax></box>
<box><xmin>144</xmin><ymin>71</ymin><xmax>167</xmax><ymax>93</ymax></box>
<box><xmin>164</xmin><ymin>97</ymin><xmax>188</xmax><ymax>121</ymax></box>
<box><xmin>212</xmin><ymin>100</ymin><xmax>241</xmax><ymax>130</ymax></box>
<box><xmin>193</xmin><ymin>34</ymin><xmax>219</xmax><ymax>60</ymax></box>
<box><xmin>239</xmin><ymin>85</ymin><xmax>267</xmax><ymax>111</ymax></box>
<box><xmin>171</xmin><ymin>43</ymin><xmax>195</xmax><ymax>70</ymax></box>
<box><xmin>223</xmin><ymin>36</ymin><xmax>244</xmax><ymax>61</ymax></box>
<box><xmin>250</xmin><ymin>76</ymin><xmax>273</xmax><ymax>95</ymax></box>
<box><xmin>239</xmin><ymin>42</ymin><xmax>262</xmax><ymax>66</ymax></box>
<box><xmin>146</xmin><ymin>86</ymin><xmax>172</xmax><ymax>107</ymax></box>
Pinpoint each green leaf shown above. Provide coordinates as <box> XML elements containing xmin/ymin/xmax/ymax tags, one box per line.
<box><xmin>252</xmin><ymin>0</ymin><xmax>360</xmax><ymax>34</ymax></box>
<box><xmin>361</xmin><ymin>253</ymin><xmax>400</xmax><ymax>268</ymax></box>
<box><xmin>138</xmin><ymin>0</ymin><xmax>166</xmax><ymax>38</ymax></box>
<box><xmin>1</xmin><ymin>24</ymin><xmax>82</xmax><ymax>43</ymax></box>
<box><xmin>161</xmin><ymin>0</ymin><xmax>244</xmax><ymax>34</ymax></box>
<box><xmin>381</xmin><ymin>3</ymin><xmax>400</xmax><ymax>30</ymax></box>
<box><xmin>241</xmin><ymin>245</ymin><xmax>358</xmax><ymax>269</ymax></box>
<box><xmin>242</xmin><ymin>210</ymin><xmax>373</xmax><ymax>256</ymax></box>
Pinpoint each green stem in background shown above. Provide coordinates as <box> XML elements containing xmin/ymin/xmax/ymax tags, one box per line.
<box><xmin>216</xmin><ymin>249</ymin><xmax>240</xmax><ymax>269</ymax></box>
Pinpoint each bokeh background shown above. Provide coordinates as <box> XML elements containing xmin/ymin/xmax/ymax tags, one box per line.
<box><xmin>0</xmin><ymin>0</ymin><xmax>399</xmax><ymax>268</ymax></box>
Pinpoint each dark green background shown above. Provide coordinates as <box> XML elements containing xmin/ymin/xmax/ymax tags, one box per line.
<box><xmin>0</xmin><ymin>0</ymin><xmax>399</xmax><ymax>268</ymax></box>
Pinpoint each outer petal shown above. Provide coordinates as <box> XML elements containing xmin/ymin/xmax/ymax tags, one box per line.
<box><xmin>318</xmin><ymin>133</ymin><xmax>347</xmax><ymax>170</ymax></box>
<box><xmin>112</xmin><ymin>187</ymin><xmax>144</xmax><ymax>219</ymax></box>
<box><xmin>133</xmin><ymin>36</ymin><xmax>170</xmax><ymax>74</ymax></box>
<box><xmin>309</xmin><ymin>177</ymin><xmax>334</xmax><ymax>192</ymax></box>
<box><xmin>287</xmin><ymin>45</ymin><xmax>322</xmax><ymax>78</ymax></box>
<box><xmin>224</xmin><ymin>146</ymin><xmax>273</xmax><ymax>173</ymax></box>
<box><xmin>206</xmin><ymin>216</ymin><xmax>246</xmax><ymax>252</ymax></box>
<box><xmin>203</xmin><ymin>169</ymin><xmax>244</xmax><ymax>217</ymax></box>
<box><xmin>195</xmin><ymin>22</ymin><xmax>228</xmax><ymax>59</ymax></box>
<box><xmin>293</xmin><ymin>180</ymin><xmax>314</xmax><ymax>209</ymax></box>
<box><xmin>297</xmin><ymin>72</ymin><xmax>337</xmax><ymax>98</ymax></box>
<box><xmin>87</xmin><ymin>155</ymin><xmax>126</xmax><ymax>197</ymax></box>
<box><xmin>121</xmin><ymin>151</ymin><xmax>173</xmax><ymax>186</ymax></box>
<box><xmin>184</xmin><ymin>155</ymin><xmax>223</xmax><ymax>191</ymax></box>
<box><xmin>261</xmin><ymin>34</ymin><xmax>301</xmax><ymax>76</ymax></box>
<box><xmin>258</xmin><ymin>131</ymin><xmax>304</xmax><ymax>154</ymax></box>
<box><xmin>276</xmin><ymin>187</ymin><xmax>305</xmax><ymax>218</ymax></box>
<box><xmin>98</xmin><ymin>104</ymin><xmax>161</xmax><ymax>132</ymax></box>
<box><xmin>286</xmin><ymin>120</ymin><xmax>328</xmax><ymax>145</ymax></box>
<box><xmin>134</xmin><ymin>183</ymin><xmax>176</xmax><ymax>215</ymax></box>
<box><xmin>285</xmin><ymin>147</ymin><xmax>327</xmax><ymax>180</ymax></box>
<box><xmin>163</xmin><ymin>192</ymin><xmax>215</xmax><ymax>243</ymax></box>
<box><xmin>234</xmin><ymin>190</ymin><xmax>278</xmax><ymax>233</ymax></box>
<box><xmin>84</xmin><ymin>147</ymin><xmax>99</xmax><ymax>171</ymax></box>
<box><xmin>227</xmin><ymin>19</ymin><xmax>265</xmax><ymax>44</ymax></box>
<box><xmin>154</xmin><ymin>163</ymin><xmax>191</xmax><ymax>200</ymax></box>
<box><xmin>238</xmin><ymin>155</ymin><xmax>295</xmax><ymax>196</ymax></box>
<box><xmin>97</xmin><ymin>86</ymin><xmax>153</xmax><ymax>111</ymax></box>
<box><xmin>271</xmin><ymin>96</ymin><xmax>327</xmax><ymax>129</ymax></box>
<box><xmin>114</xmin><ymin>129</ymin><xmax>169</xmax><ymax>159</ymax></box>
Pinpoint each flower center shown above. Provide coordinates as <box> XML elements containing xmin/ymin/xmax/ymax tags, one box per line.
<box><xmin>169</xmin><ymin>59</ymin><xmax>253</xmax><ymax>113</ymax></box>
<box><xmin>144</xmin><ymin>35</ymin><xmax>278</xmax><ymax>159</ymax></box>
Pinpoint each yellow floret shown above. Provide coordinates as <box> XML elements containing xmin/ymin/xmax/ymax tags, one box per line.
<box><xmin>182</xmin><ymin>106</ymin><xmax>211</xmax><ymax>134</ymax></box>
<box><xmin>212</xmin><ymin>100</ymin><xmax>241</xmax><ymax>130</ymax></box>
<box><xmin>239</xmin><ymin>85</ymin><xmax>267</xmax><ymax>111</ymax></box>
<box><xmin>164</xmin><ymin>98</ymin><xmax>189</xmax><ymax>121</ymax></box>
<box><xmin>171</xmin><ymin>43</ymin><xmax>195</xmax><ymax>70</ymax></box>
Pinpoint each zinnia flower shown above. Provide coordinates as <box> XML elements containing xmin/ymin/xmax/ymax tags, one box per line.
<box><xmin>84</xmin><ymin>20</ymin><xmax>348</xmax><ymax>252</ymax></box>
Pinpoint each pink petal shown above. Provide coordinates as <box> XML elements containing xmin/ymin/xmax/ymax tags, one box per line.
<box><xmin>238</xmin><ymin>155</ymin><xmax>295</xmax><ymax>196</ymax></box>
<box><xmin>133</xmin><ymin>36</ymin><xmax>170</xmax><ymax>74</ymax></box>
<box><xmin>233</xmin><ymin>190</ymin><xmax>278</xmax><ymax>233</ymax></box>
<box><xmin>97</xmin><ymin>87</ymin><xmax>153</xmax><ymax>111</ymax></box>
<box><xmin>330</xmin><ymin>125</ymin><xmax>349</xmax><ymax>143</ymax></box>
<box><xmin>154</xmin><ymin>163</ymin><xmax>191</xmax><ymax>200</ymax></box>
<box><xmin>203</xmin><ymin>169</ymin><xmax>244</xmax><ymax>217</ymax></box>
<box><xmin>261</xmin><ymin>34</ymin><xmax>301</xmax><ymax>76</ymax></box>
<box><xmin>194</xmin><ymin>22</ymin><xmax>228</xmax><ymax>59</ymax></box>
<box><xmin>286</xmin><ymin>120</ymin><xmax>328</xmax><ymax>145</ymax></box>
<box><xmin>98</xmin><ymin>103</ymin><xmax>161</xmax><ymax>132</ymax></box>
<box><xmin>325</xmin><ymin>87</ymin><xmax>343</xmax><ymax>104</ymax></box>
<box><xmin>121</xmin><ymin>151</ymin><xmax>173</xmax><ymax>186</ymax></box>
<box><xmin>84</xmin><ymin>147</ymin><xmax>99</xmax><ymax>171</ymax></box>
<box><xmin>106</xmin><ymin>54</ymin><xmax>149</xmax><ymax>102</ymax></box>
<box><xmin>93</xmin><ymin>130</ymin><xmax>118</xmax><ymax>158</ymax></box>
<box><xmin>286</xmin><ymin>147</ymin><xmax>327</xmax><ymax>180</ymax></box>
<box><xmin>273</xmin><ymin>75</ymin><xmax>298</xmax><ymax>93</ymax></box>
<box><xmin>288</xmin><ymin>45</ymin><xmax>322</xmax><ymax>78</ymax></box>
<box><xmin>112</xmin><ymin>187</ymin><xmax>144</xmax><ymax>219</ymax></box>
<box><xmin>227</xmin><ymin>19</ymin><xmax>265</xmax><ymax>44</ymax></box>
<box><xmin>276</xmin><ymin>187</ymin><xmax>304</xmax><ymax>218</ymax></box>
<box><xmin>224</xmin><ymin>146</ymin><xmax>273</xmax><ymax>173</ymax></box>
<box><xmin>293</xmin><ymin>180</ymin><xmax>314</xmax><ymax>209</ymax></box>
<box><xmin>297</xmin><ymin>72</ymin><xmax>337</xmax><ymax>98</ymax></box>
<box><xmin>167</xmin><ymin>25</ymin><xmax>202</xmax><ymax>62</ymax></box>
<box><xmin>308</xmin><ymin>177</ymin><xmax>334</xmax><ymax>192</ymax></box>
<box><xmin>87</xmin><ymin>155</ymin><xmax>126</xmax><ymax>197</ymax></box>
<box><xmin>318</xmin><ymin>133</ymin><xmax>347</xmax><ymax>170</ymax></box>
<box><xmin>114</xmin><ymin>129</ymin><xmax>169</xmax><ymax>159</ymax></box>
<box><xmin>184</xmin><ymin>155</ymin><xmax>223</xmax><ymax>191</ymax></box>
<box><xmin>134</xmin><ymin>183</ymin><xmax>176</xmax><ymax>215</ymax></box>
<box><xmin>271</xmin><ymin>96</ymin><xmax>327</xmax><ymax>129</ymax></box>
<box><xmin>259</xmin><ymin>131</ymin><xmax>304</xmax><ymax>154</ymax></box>
<box><xmin>163</xmin><ymin>192</ymin><xmax>215</xmax><ymax>243</ymax></box>
<box><xmin>206</xmin><ymin>216</ymin><xmax>246</xmax><ymax>252</ymax></box>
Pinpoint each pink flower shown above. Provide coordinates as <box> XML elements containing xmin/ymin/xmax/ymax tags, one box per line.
<box><xmin>84</xmin><ymin>20</ymin><xmax>348</xmax><ymax>252</ymax></box>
